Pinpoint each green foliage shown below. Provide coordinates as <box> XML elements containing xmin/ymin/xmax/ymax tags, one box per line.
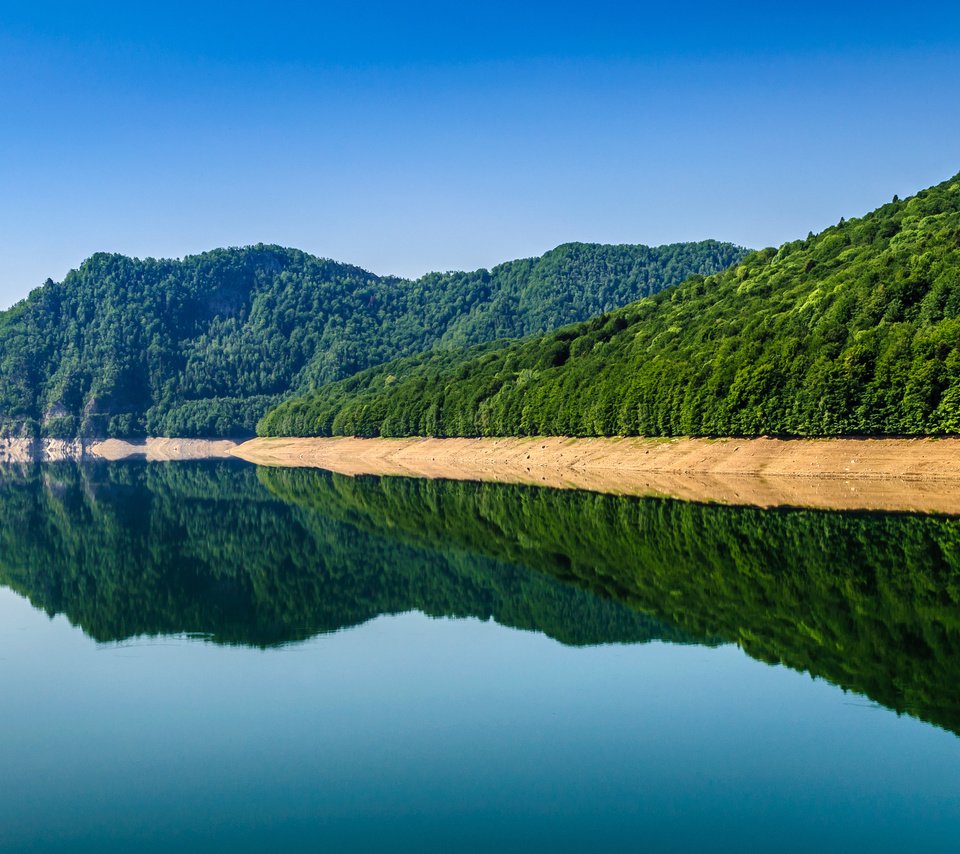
<box><xmin>263</xmin><ymin>174</ymin><xmax>960</xmax><ymax>437</ymax></box>
<box><xmin>262</xmin><ymin>469</ymin><xmax>960</xmax><ymax>735</ymax></box>
<box><xmin>0</xmin><ymin>241</ymin><xmax>745</xmax><ymax>438</ymax></box>
<box><xmin>0</xmin><ymin>461</ymin><xmax>681</xmax><ymax>648</ymax></box>
<box><xmin>5</xmin><ymin>458</ymin><xmax>960</xmax><ymax>732</ymax></box>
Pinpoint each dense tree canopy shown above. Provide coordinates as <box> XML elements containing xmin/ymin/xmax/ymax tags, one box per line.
<box><xmin>0</xmin><ymin>241</ymin><xmax>744</xmax><ymax>438</ymax></box>
<box><xmin>261</xmin><ymin>173</ymin><xmax>960</xmax><ymax>438</ymax></box>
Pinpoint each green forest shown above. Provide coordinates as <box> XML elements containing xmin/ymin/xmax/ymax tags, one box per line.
<box><xmin>0</xmin><ymin>461</ymin><xmax>679</xmax><ymax>647</ymax></box>
<box><xmin>4</xmin><ymin>460</ymin><xmax>960</xmax><ymax>735</ymax></box>
<box><xmin>262</xmin><ymin>173</ymin><xmax>960</xmax><ymax>438</ymax></box>
<box><xmin>0</xmin><ymin>241</ymin><xmax>744</xmax><ymax>438</ymax></box>
<box><xmin>262</xmin><ymin>468</ymin><xmax>960</xmax><ymax>736</ymax></box>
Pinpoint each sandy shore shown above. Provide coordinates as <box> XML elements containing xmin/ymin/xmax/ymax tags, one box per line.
<box><xmin>87</xmin><ymin>438</ymin><xmax>239</xmax><ymax>461</ymax></box>
<box><xmin>232</xmin><ymin>435</ymin><xmax>960</xmax><ymax>515</ymax></box>
<box><xmin>0</xmin><ymin>437</ymin><xmax>238</xmax><ymax>463</ymax></box>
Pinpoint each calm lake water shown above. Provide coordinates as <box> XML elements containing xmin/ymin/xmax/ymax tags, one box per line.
<box><xmin>1</xmin><ymin>461</ymin><xmax>959</xmax><ymax>852</ymax></box>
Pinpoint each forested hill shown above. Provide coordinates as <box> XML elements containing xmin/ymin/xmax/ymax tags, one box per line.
<box><xmin>0</xmin><ymin>241</ymin><xmax>744</xmax><ymax>438</ymax></box>
<box><xmin>261</xmin><ymin>173</ymin><xmax>960</xmax><ymax>438</ymax></box>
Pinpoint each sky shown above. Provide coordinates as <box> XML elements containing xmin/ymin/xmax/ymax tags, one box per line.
<box><xmin>1</xmin><ymin>1</ymin><xmax>959</xmax><ymax>307</ymax></box>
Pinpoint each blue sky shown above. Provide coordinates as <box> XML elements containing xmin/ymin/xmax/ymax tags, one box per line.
<box><xmin>1</xmin><ymin>1</ymin><xmax>959</xmax><ymax>306</ymax></box>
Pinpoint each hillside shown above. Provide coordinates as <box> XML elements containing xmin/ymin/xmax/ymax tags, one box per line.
<box><xmin>0</xmin><ymin>241</ymin><xmax>744</xmax><ymax>438</ymax></box>
<box><xmin>261</xmin><ymin>173</ymin><xmax>960</xmax><ymax>438</ymax></box>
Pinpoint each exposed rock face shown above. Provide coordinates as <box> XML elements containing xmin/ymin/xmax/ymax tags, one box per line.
<box><xmin>41</xmin><ymin>402</ymin><xmax>70</xmax><ymax>425</ymax></box>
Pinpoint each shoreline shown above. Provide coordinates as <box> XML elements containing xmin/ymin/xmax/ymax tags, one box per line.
<box><xmin>0</xmin><ymin>437</ymin><xmax>239</xmax><ymax>463</ymax></box>
<box><xmin>231</xmin><ymin>435</ymin><xmax>960</xmax><ymax>515</ymax></box>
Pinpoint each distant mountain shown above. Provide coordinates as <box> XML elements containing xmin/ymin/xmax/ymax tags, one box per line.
<box><xmin>261</xmin><ymin>173</ymin><xmax>960</xmax><ymax>438</ymax></box>
<box><xmin>0</xmin><ymin>241</ymin><xmax>745</xmax><ymax>438</ymax></box>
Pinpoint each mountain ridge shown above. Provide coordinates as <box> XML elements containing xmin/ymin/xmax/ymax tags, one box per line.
<box><xmin>0</xmin><ymin>239</ymin><xmax>746</xmax><ymax>438</ymax></box>
<box><xmin>261</xmin><ymin>172</ymin><xmax>960</xmax><ymax>438</ymax></box>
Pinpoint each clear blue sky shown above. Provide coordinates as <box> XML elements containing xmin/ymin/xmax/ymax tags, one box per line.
<box><xmin>2</xmin><ymin>1</ymin><xmax>959</xmax><ymax>307</ymax></box>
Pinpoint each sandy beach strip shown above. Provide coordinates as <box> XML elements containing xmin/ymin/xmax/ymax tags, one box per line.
<box><xmin>0</xmin><ymin>437</ymin><xmax>239</xmax><ymax>463</ymax></box>
<box><xmin>231</xmin><ymin>435</ymin><xmax>960</xmax><ymax>515</ymax></box>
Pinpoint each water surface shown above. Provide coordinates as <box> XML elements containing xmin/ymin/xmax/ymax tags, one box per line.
<box><xmin>1</xmin><ymin>461</ymin><xmax>959</xmax><ymax>851</ymax></box>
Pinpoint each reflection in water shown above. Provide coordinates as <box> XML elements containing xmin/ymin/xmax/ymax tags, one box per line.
<box><xmin>2</xmin><ymin>461</ymin><xmax>960</xmax><ymax>735</ymax></box>
<box><xmin>268</xmin><ymin>468</ymin><xmax>960</xmax><ymax>735</ymax></box>
<box><xmin>0</xmin><ymin>462</ymin><xmax>688</xmax><ymax>648</ymax></box>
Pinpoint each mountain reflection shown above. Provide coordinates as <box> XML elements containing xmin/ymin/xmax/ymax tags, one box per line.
<box><xmin>2</xmin><ymin>461</ymin><xmax>960</xmax><ymax>735</ymax></box>
<box><xmin>0</xmin><ymin>461</ymin><xmax>688</xmax><ymax>648</ymax></box>
<box><xmin>268</xmin><ymin>468</ymin><xmax>960</xmax><ymax>734</ymax></box>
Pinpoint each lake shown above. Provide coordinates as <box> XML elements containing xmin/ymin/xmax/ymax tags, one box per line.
<box><xmin>1</xmin><ymin>460</ymin><xmax>959</xmax><ymax>852</ymax></box>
